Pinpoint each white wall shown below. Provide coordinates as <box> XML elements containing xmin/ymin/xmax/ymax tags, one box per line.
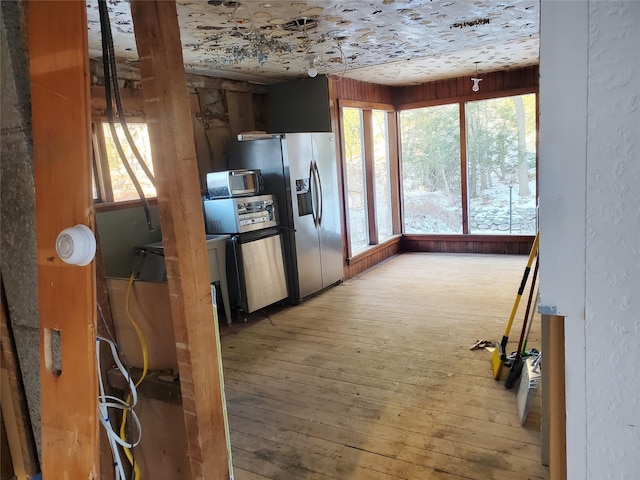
<box><xmin>539</xmin><ymin>1</ymin><xmax>640</xmax><ymax>478</ymax></box>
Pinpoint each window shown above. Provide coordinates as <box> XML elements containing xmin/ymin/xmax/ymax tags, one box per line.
<box><xmin>341</xmin><ymin>104</ymin><xmax>398</xmax><ymax>256</ymax></box>
<box><xmin>466</xmin><ymin>95</ymin><xmax>537</xmax><ymax>234</ymax></box>
<box><xmin>372</xmin><ymin>110</ymin><xmax>393</xmax><ymax>241</ymax></box>
<box><xmin>95</xmin><ymin>122</ymin><xmax>156</xmax><ymax>202</ymax></box>
<box><xmin>399</xmin><ymin>93</ymin><xmax>537</xmax><ymax>235</ymax></box>
<box><xmin>400</xmin><ymin>104</ymin><xmax>462</xmax><ymax>234</ymax></box>
<box><xmin>342</xmin><ymin>108</ymin><xmax>368</xmax><ymax>253</ymax></box>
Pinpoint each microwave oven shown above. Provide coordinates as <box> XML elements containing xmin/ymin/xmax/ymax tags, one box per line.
<box><xmin>206</xmin><ymin>169</ymin><xmax>263</xmax><ymax>198</ymax></box>
<box><xmin>203</xmin><ymin>194</ymin><xmax>277</xmax><ymax>234</ymax></box>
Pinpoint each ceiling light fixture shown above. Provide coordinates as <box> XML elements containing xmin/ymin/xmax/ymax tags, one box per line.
<box><xmin>471</xmin><ymin>61</ymin><xmax>482</xmax><ymax>92</ymax></box>
<box><xmin>307</xmin><ymin>55</ymin><xmax>318</xmax><ymax>77</ymax></box>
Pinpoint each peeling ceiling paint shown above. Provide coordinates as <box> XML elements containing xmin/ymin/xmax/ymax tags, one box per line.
<box><xmin>85</xmin><ymin>0</ymin><xmax>539</xmax><ymax>86</ymax></box>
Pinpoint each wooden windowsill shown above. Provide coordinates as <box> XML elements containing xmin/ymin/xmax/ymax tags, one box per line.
<box><xmin>401</xmin><ymin>233</ymin><xmax>535</xmax><ymax>242</ymax></box>
<box><xmin>94</xmin><ymin>197</ymin><xmax>158</xmax><ymax>212</ymax></box>
<box><xmin>347</xmin><ymin>235</ymin><xmax>402</xmax><ymax>265</ymax></box>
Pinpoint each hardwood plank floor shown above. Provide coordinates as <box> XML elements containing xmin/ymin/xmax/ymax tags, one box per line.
<box><xmin>221</xmin><ymin>253</ymin><xmax>547</xmax><ymax>480</ymax></box>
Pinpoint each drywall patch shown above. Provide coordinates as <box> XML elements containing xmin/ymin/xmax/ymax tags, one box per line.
<box><xmin>538</xmin><ymin>304</ymin><xmax>558</xmax><ymax>315</ymax></box>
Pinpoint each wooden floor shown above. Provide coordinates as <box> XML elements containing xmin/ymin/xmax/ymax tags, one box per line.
<box><xmin>220</xmin><ymin>253</ymin><xmax>548</xmax><ymax>480</ymax></box>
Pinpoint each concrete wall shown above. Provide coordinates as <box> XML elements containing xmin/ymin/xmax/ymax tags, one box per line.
<box><xmin>539</xmin><ymin>1</ymin><xmax>640</xmax><ymax>478</ymax></box>
<box><xmin>0</xmin><ymin>0</ymin><xmax>41</xmax><ymax>460</ymax></box>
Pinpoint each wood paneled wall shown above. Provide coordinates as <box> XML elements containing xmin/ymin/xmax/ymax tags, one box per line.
<box><xmin>345</xmin><ymin>237</ymin><xmax>402</xmax><ymax>279</ymax></box>
<box><xmin>328</xmin><ymin>78</ymin><xmax>396</xmax><ymax>280</ymax></box>
<box><xmin>401</xmin><ymin>235</ymin><xmax>535</xmax><ymax>255</ymax></box>
<box><xmin>330</xmin><ymin>77</ymin><xmax>394</xmax><ymax>105</ymax></box>
<box><xmin>394</xmin><ymin>66</ymin><xmax>539</xmax><ymax>106</ymax></box>
<box><xmin>330</xmin><ymin>66</ymin><xmax>539</xmax><ymax>280</ymax></box>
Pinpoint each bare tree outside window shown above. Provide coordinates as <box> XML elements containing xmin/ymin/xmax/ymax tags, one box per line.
<box><xmin>466</xmin><ymin>94</ymin><xmax>537</xmax><ymax>234</ymax></box>
<box><xmin>102</xmin><ymin>123</ymin><xmax>156</xmax><ymax>202</ymax></box>
<box><xmin>400</xmin><ymin>104</ymin><xmax>462</xmax><ymax>234</ymax></box>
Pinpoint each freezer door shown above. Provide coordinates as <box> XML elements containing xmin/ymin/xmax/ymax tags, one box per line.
<box><xmin>312</xmin><ymin>133</ymin><xmax>344</xmax><ymax>288</ymax></box>
<box><xmin>241</xmin><ymin>233</ymin><xmax>288</xmax><ymax>313</ymax></box>
<box><xmin>286</xmin><ymin>134</ymin><xmax>323</xmax><ymax>298</ymax></box>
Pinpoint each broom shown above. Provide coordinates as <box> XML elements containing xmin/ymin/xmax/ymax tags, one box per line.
<box><xmin>505</xmin><ymin>255</ymin><xmax>539</xmax><ymax>389</ymax></box>
<box><xmin>521</xmin><ymin>292</ymin><xmax>540</xmax><ymax>357</ymax></box>
<box><xmin>517</xmin><ymin>352</ymin><xmax>542</xmax><ymax>425</ymax></box>
<box><xmin>491</xmin><ymin>232</ymin><xmax>539</xmax><ymax>380</ymax></box>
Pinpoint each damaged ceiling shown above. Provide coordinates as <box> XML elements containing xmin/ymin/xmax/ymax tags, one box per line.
<box><xmin>85</xmin><ymin>0</ymin><xmax>539</xmax><ymax>86</ymax></box>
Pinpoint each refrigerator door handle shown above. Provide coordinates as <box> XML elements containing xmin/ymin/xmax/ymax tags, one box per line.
<box><xmin>311</xmin><ymin>161</ymin><xmax>321</xmax><ymax>227</ymax></box>
<box><xmin>313</xmin><ymin>161</ymin><xmax>323</xmax><ymax>227</ymax></box>
<box><xmin>308</xmin><ymin>160</ymin><xmax>318</xmax><ymax>226</ymax></box>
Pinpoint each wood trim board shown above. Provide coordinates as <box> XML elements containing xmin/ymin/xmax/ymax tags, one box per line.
<box><xmin>28</xmin><ymin>1</ymin><xmax>98</xmax><ymax>477</ymax></box>
<box><xmin>0</xmin><ymin>290</ymin><xmax>39</xmax><ymax>479</ymax></box>
<box><xmin>129</xmin><ymin>1</ymin><xmax>231</xmax><ymax>478</ymax></box>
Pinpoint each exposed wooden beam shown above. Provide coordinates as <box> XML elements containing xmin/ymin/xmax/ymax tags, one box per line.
<box><xmin>94</xmin><ymin>237</ymin><xmax>116</xmax><ymax>480</ymax></box>
<box><xmin>27</xmin><ymin>0</ymin><xmax>98</xmax><ymax>477</ymax></box>
<box><xmin>0</xmin><ymin>286</ymin><xmax>39</xmax><ymax>479</ymax></box>
<box><xmin>549</xmin><ymin>315</ymin><xmax>567</xmax><ymax>480</ymax></box>
<box><xmin>187</xmin><ymin>73</ymin><xmax>270</xmax><ymax>95</ymax></box>
<box><xmin>91</xmin><ymin>85</ymin><xmax>146</xmax><ymax>115</ymax></box>
<box><xmin>129</xmin><ymin>1</ymin><xmax>230</xmax><ymax>478</ymax></box>
<box><xmin>89</xmin><ymin>59</ymin><xmax>270</xmax><ymax>95</ymax></box>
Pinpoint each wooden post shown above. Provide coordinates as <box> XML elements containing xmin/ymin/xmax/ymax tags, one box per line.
<box><xmin>95</xmin><ymin>236</ymin><xmax>116</xmax><ymax>480</ymax></box>
<box><xmin>541</xmin><ymin>314</ymin><xmax>550</xmax><ymax>466</ymax></box>
<box><xmin>0</xmin><ymin>287</ymin><xmax>39</xmax><ymax>479</ymax></box>
<box><xmin>129</xmin><ymin>1</ymin><xmax>231</xmax><ymax>478</ymax></box>
<box><xmin>549</xmin><ymin>315</ymin><xmax>567</xmax><ymax>480</ymax></box>
<box><xmin>27</xmin><ymin>1</ymin><xmax>98</xmax><ymax>477</ymax></box>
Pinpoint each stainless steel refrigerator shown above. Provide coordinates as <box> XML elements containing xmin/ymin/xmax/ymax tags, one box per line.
<box><xmin>228</xmin><ymin>133</ymin><xmax>343</xmax><ymax>302</ymax></box>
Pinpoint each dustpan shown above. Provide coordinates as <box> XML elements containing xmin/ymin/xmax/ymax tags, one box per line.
<box><xmin>517</xmin><ymin>352</ymin><xmax>541</xmax><ymax>425</ymax></box>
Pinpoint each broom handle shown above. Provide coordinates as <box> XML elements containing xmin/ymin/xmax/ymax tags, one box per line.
<box><xmin>516</xmin><ymin>256</ymin><xmax>539</xmax><ymax>358</ymax></box>
<box><xmin>499</xmin><ymin>232</ymin><xmax>539</xmax><ymax>356</ymax></box>
<box><xmin>522</xmin><ymin>290</ymin><xmax>540</xmax><ymax>355</ymax></box>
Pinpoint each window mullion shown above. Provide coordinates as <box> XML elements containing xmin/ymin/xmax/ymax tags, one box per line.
<box><xmin>362</xmin><ymin>109</ymin><xmax>378</xmax><ymax>245</ymax></box>
<box><xmin>387</xmin><ymin>111</ymin><xmax>402</xmax><ymax>235</ymax></box>
<box><xmin>459</xmin><ymin>102</ymin><xmax>469</xmax><ymax>234</ymax></box>
<box><xmin>94</xmin><ymin>121</ymin><xmax>114</xmax><ymax>202</ymax></box>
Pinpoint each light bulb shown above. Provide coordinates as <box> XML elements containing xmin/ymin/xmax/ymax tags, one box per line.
<box><xmin>308</xmin><ymin>67</ymin><xmax>318</xmax><ymax>78</ymax></box>
<box><xmin>471</xmin><ymin>77</ymin><xmax>482</xmax><ymax>92</ymax></box>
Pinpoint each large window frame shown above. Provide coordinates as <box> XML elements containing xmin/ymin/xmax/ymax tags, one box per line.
<box><xmin>339</xmin><ymin>100</ymin><xmax>401</xmax><ymax>259</ymax></box>
<box><xmin>398</xmin><ymin>88</ymin><xmax>538</xmax><ymax>236</ymax></box>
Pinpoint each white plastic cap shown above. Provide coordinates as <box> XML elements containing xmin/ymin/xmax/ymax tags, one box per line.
<box><xmin>55</xmin><ymin>224</ymin><xmax>96</xmax><ymax>266</ymax></box>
